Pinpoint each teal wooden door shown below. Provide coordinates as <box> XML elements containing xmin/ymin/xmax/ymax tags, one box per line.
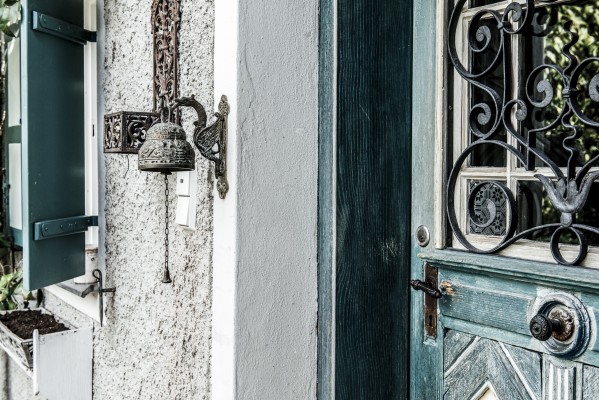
<box><xmin>411</xmin><ymin>0</ymin><xmax>599</xmax><ymax>398</ymax></box>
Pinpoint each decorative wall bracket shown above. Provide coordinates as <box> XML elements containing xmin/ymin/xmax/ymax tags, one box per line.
<box><xmin>173</xmin><ymin>95</ymin><xmax>230</xmax><ymax>199</ymax></box>
<box><xmin>103</xmin><ymin>0</ymin><xmax>180</xmax><ymax>153</ymax></box>
<box><xmin>104</xmin><ymin>112</ymin><xmax>160</xmax><ymax>153</ymax></box>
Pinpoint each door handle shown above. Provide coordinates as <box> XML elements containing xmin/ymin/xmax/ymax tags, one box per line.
<box><xmin>410</xmin><ymin>279</ymin><xmax>442</xmax><ymax>299</ymax></box>
<box><xmin>529</xmin><ymin>309</ymin><xmax>574</xmax><ymax>342</ymax></box>
<box><xmin>529</xmin><ymin>315</ymin><xmax>560</xmax><ymax>341</ymax></box>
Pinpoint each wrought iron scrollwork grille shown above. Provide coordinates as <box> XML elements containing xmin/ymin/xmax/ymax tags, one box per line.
<box><xmin>446</xmin><ymin>0</ymin><xmax>599</xmax><ymax>265</ymax></box>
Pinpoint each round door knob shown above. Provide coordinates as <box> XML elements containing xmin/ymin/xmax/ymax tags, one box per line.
<box><xmin>529</xmin><ymin>314</ymin><xmax>562</xmax><ymax>341</ymax></box>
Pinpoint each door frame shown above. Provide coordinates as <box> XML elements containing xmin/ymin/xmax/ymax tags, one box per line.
<box><xmin>409</xmin><ymin>0</ymin><xmax>444</xmax><ymax>398</ymax></box>
<box><xmin>318</xmin><ymin>0</ymin><xmax>414</xmax><ymax>398</ymax></box>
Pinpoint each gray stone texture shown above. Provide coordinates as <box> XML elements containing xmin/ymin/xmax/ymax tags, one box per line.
<box><xmin>0</xmin><ymin>0</ymin><xmax>215</xmax><ymax>399</ymax></box>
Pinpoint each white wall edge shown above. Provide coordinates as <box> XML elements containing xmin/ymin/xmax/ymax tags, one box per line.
<box><xmin>212</xmin><ymin>0</ymin><xmax>318</xmax><ymax>397</ymax></box>
<box><xmin>211</xmin><ymin>0</ymin><xmax>239</xmax><ymax>397</ymax></box>
<box><xmin>45</xmin><ymin>286</ymin><xmax>100</xmax><ymax>322</ymax></box>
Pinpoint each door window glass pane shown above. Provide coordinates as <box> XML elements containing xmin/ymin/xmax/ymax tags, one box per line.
<box><xmin>522</xmin><ymin>1</ymin><xmax>599</xmax><ymax>169</ymax></box>
<box><xmin>469</xmin><ymin>17</ymin><xmax>506</xmax><ymax>167</ymax></box>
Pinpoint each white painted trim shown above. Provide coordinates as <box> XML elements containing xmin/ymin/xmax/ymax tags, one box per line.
<box><xmin>211</xmin><ymin>0</ymin><xmax>238</xmax><ymax>397</ymax></box>
<box><xmin>212</xmin><ymin>0</ymin><xmax>319</xmax><ymax>398</ymax></box>
<box><xmin>84</xmin><ymin>0</ymin><xmax>99</xmax><ymax>247</ymax></box>
<box><xmin>33</xmin><ymin>327</ymin><xmax>93</xmax><ymax>400</ymax></box>
<box><xmin>45</xmin><ymin>286</ymin><xmax>100</xmax><ymax>322</ymax></box>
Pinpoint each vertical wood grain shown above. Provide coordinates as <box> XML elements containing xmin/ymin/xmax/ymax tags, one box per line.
<box><xmin>318</xmin><ymin>0</ymin><xmax>335</xmax><ymax>398</ymax></box>
<box><xmin>335</xmin><ymin>0</ymin><xmax>413</xmax><ymax>398</ymax></box>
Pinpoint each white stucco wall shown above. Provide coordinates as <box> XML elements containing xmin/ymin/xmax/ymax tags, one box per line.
<box><xmin>94</xmin><ymin>0</ymin><xmax>215</xmax><ymax>398</ymax></box>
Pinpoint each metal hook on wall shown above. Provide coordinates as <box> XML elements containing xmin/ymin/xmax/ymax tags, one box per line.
<box><xmin>93</xmin><ymin>269</ymin><xmax>116</xmax><ymax>327</ymax></box>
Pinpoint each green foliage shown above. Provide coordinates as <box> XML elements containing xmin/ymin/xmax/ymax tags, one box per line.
<box><xmin>0</xmin><ymin>269</ymin><xmax>34</xmax><ymax>311</ymax></box>
<box><xmin>535</xmin><ymin>2</ymin><xmax>599</xmax><ymax>243</ymax></box>
<box><xmin>0</xmin><ymin>1</ymin><xmax>20</xmax><ymax>38</ymax></box>
<box><xmin>541</xmin><ymin>2</ymin><xmax>599</xmax><ymax>164</ymax></box>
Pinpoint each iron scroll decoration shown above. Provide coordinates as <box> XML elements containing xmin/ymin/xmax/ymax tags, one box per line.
<box><xmin>446</xmin><ymin>0</ymin><xmax>599</xmax><ymax>265</ymax></box>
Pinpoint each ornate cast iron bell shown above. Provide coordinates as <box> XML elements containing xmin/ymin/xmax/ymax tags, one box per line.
<box><xmin>137</xmin><ymin>94</ymin><xmax>229</xmax><ymax>284</ymax></box>
<box><xmin>138</xmin><ymin>94</ymin><xmax>229</xmax><ymax>198</ymax></box>
<box><xmin>138</xmin><ymin>112</ymin><xmax>195</xmax><ymax>173</ymax></box>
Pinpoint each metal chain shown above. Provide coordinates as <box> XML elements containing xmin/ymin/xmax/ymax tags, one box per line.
<box><xmin>162</xmin><ymin>173</ymin><xmax>172</xmax><ymax>283</ymax></box>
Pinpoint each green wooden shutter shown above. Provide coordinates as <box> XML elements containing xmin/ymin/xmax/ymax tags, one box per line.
<box><xmin>21</xmin><ymin>0</ymin><xmax>91</xmax><ymax>290</ymax></box>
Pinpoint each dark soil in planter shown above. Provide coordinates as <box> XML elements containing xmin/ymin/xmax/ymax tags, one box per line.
<box><xmin>0</xmin><ymin>310</ymin><xmax>69</xmax><ymax>340</ymax></box>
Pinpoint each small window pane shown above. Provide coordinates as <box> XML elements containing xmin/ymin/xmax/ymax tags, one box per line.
<box><xmin>7</xmin><ymin>38</ymin><xmax>20</xmax><ymax>128</ymax></box>
<box><xmin>469</xmin><ymin>0</ymin><xmax>502</xmax><ymax>8</ymax></box>
<box><xmin>469</xmin><ymin>17</ymin><xmax>506</xmax><ymax>167</ymax></box>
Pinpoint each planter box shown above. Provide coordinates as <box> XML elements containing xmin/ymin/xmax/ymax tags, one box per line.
<box><xmin>0</xmin><ymin>308</ymin><xmax>92</xmax><ymax>400</ymax></box>
<box><xmin>0</xmin><ymin>308</ymin><xmax>75</xmax><ymax>372</ymax></box>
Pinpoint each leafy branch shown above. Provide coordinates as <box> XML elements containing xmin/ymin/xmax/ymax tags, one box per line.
<box><xmin>0</xmin><ymin>269</ymin><xmax>35</xmax><ymax>311</ymax></box>
<box><xmin>0</xmin><ymin>0</ymin><xmax>20</xmax><ymax>38</ymax></box>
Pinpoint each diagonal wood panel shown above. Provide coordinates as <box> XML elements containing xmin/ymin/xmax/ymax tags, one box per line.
<box><xmin>444</xmin><ymin>331</ymin><xmax>541</xmax><ymax>400</ymax></box>
<box><xmin>582</xmin><ymin>364</ymin><xmax>599</xmax><ymax>400</ymax></box>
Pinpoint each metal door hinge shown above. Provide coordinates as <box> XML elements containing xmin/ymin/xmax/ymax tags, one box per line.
<box><xmin>410</xmin><ymin>262</ymin><xmax>440</xmax><ymax>338</ymax></box>
<box><xmin>34</xmin><ymin>216</ymin><xmax>98</xmax><ymax>240</ymax></box>
<box><xmin>32</xmin><ymin>11</ymin><xmax>97</xmax><ymax>45</ymax></box>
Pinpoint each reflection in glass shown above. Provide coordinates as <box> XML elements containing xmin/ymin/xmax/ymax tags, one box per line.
<box><xmin>470</xmin><ymin>0</ymin><xmax>502</xmax><ymax>8</ymax></box>
<box><xmin>7</xmin><ymin>38</ymin><xmax>20</xmax><ymax>128</ymax></box>
<box><xmin>522</xmin><ymin>1</ymin><xmax>599</xmax><ymax>169</ymax></box>
<box><xmin>518</xmin><ymin>180</ymin><xmax>599</xmax><ymax>245</ymax></box>
<box><xmin>469</xmin><ymin>17</ymin><xmax>506</xmax><ymax>167</ymax></box>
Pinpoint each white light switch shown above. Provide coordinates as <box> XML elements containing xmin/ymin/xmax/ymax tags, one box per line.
<box><xmin>175</xmin><ymin>170</ymin><xmax>196</xmax><ymax>230</ymax></box>
<box><xmin>176</xmin><ymin>171</ymin><xmax>191</xmax><ymax>197</ymax></box>
<box><xmin>175</xmin><ymin>196</ymin><xmax>190</xmax><ymax>226</ymax></box>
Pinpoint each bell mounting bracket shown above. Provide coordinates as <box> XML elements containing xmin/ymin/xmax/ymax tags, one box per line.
<box><xmin>173</xmin><ymin>95</ymin><xmax>230</xmax><ymax>199</ymax></box>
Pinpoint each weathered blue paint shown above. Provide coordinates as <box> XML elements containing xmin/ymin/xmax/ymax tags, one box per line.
<box><xmin>444</xmin><ymin>331</ymin><xmax>542</xmax><ymax>399</ymax></box>
<box><xmin>410</xmin><ymin>0</ymin><xmax>442</xmax><ymax>397</ymax></box>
